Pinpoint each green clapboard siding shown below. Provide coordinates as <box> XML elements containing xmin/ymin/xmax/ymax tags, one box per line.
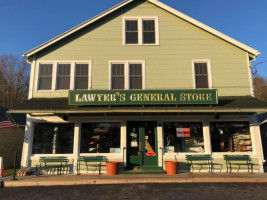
<box><xmin>33</xmin><ymin>1</ymin><xmax>252</xmax><ymax>98</ymax></box>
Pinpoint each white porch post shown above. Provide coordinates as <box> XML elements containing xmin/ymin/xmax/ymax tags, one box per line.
<box><xmin>203</xmin><ymin>120</ymin><xmax>212</xmax><ymax>155</ymax></box>
<box><xmin>21</xmin><ymin>115</ymin><xmax>34</xmax><ymax>169</ymax></box>
<box><xmin>250</xmin><ymin>114</ymin><xmax>264</xmax><ymax>173</ymax></box>
<box><xmin>157</xmin><ymin>120</ymin><xmax>163</xmax><ymax>167</ymax></box>
<box><xmin>73</xmin><ymin>122</ymin><xmax>81</xmax><ymax>174</ymax></box>
<box><xmin>121</xmin><ymin>121</ymin><xmax>127</xmax><ymax>167</ymax></box>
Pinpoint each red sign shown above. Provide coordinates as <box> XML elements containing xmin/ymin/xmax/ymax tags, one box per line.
<box><xmin>176</xmin><ymin>128</ymin><xmax>191</xmax><ymax>138</ymax></box>
<box><xmin>183</xmin><ymin>128</ymin><xmax>191</xmax><ymax>137</ymax></box>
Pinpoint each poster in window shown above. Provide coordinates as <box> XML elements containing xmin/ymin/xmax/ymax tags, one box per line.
<box><xmin>183</xmin><ymin>128</ymin><xmax>191</xmax><ymax>137</ymax></box>
<box><xmin>176</xmin><ymin>128</ymin><xmax>184</xmax><ymax>137</ymax></box>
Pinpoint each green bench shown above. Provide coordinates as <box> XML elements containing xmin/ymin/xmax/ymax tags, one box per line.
<box><xmin>36</xmin><ymin>156</ymin><xmax>69</xmax><ymax>175</ymax></box>
<box><xmin>77</xmin><ymin>156</ymin><xmax>105</xmax><ymax>175</ymax></box>
<box><xmin>224</xmin><ymin>155</ymin><xmax>253</xmax><ymax>173</ymax></box>
<box><xmin>186</xmin><ymin>155</ymin><xmax>213</xmax><ymax>173</ymax></box>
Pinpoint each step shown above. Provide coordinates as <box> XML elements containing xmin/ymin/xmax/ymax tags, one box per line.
<box><xmin>139</xmin><ymin>166</ymin><xmax>163</xmax><ymax>171</ymax></box>
<box><xmin>121</xmin><ymin>170</ymin><xmax>166</xmax><ymax>175</ymax></box>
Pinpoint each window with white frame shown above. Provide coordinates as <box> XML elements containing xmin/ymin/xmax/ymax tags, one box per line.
<box><xmin>123</xmin><ymin>17</ymin><xmax>159</xmax><ymax>45</ymax></box>
<box><xmin>193</xmin><ymin>61</ymin><xmax>211</xmax><ymax>89</ymax></box>
<box><xmin>110</xmin><ymin>61</ymin><xmax>145</xmax><ymax>90</ymax></box>
<box><xmin>38</xmin><ymin>64</ymin><xmax>53</xmax><ymax>90</ymax></box>
<box><xmin>57</xmin><ymin>64</ymin><xmax>71</xmax><ymax>90</ymax></box>
<box><xmin>163</xmin><ymin>122</ymin><xmax>205</xmax><ymax>153</ymax></box>
<box><xmin>75</xmin><ymin>63</ymin><xmax>89</xmax><ymax>90</ymax></box>
<box><xmin>37</xmin><ymin>61</ymin><xmax>91</xmax><ymax>91</ymax></box>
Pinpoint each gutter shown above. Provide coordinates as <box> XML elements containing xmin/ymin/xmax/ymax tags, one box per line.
<box><xmin>8</xmin><ymin>108</ymin><xmax>267</xmax><ymax>115</ymax></box>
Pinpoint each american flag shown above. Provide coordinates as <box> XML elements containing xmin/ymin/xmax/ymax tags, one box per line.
<box><xmin>0</xmin><ymin>106</ymin><xmax>16</xmax><ymax>129</ymax></box>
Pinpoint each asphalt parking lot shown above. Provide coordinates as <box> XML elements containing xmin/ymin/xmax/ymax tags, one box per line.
<box><xmin>1</xmin><ymin>183</ymin><xmax>267</xmax><ymax>200</ymax></box>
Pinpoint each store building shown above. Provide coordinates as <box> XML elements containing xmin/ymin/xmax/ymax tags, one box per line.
<box><xmin>10</xmin><ymin>0</ymin><xmax>267</xmax><ymax>173</ymax></box>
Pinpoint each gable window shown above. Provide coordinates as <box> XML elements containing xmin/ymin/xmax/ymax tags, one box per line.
<box><xmin>38</xmin><ymin>64</ymin><xmax>53</xmax><ymax>90</ymax></box>
<box><xmin>75</xmin><ymin>63</ymin><xmax>89</xmax><ymax>90</ymax></box>
<box><xmin>57</xmin><ymin>64</ymin><xmax>71</xmax><ymax>90</ymax></box>
<box><xmin>193</xmin><ymin>61</ymin><xmax>212</xmax><ymax>89</ymax></box>
<box><xmin>110</xmin><ymin>61</ymin><xmax>145</xmax><ymax>90</ymax></box>
<box><xmin>143</xmin><ymin>20</ymin><xmax>155</xmax><ymax>44</ymax></box>
<box><xmin>124</xmin><ymin>17</ymin><xmax>159</xmax><ymax>45</ymax></box>
<box><xmin>125</xmin><ymin>20</ymin><xmax>138</xmax><ymax>44</ymax></box>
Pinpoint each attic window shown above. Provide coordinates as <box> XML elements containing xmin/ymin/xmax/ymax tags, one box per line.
<box><xmin>123</xmin><ymin>17</ymin><xmax>159</xmax><ymax>45</ymax></box>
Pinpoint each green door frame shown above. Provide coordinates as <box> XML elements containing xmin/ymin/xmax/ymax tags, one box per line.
<box><xmin>127</xmin><ymin>121</ymin><xmax>158</xmax><ymax>167</ymax></box>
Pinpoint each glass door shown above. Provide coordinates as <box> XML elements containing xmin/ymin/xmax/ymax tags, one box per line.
<box><xmin>127</xmin><ymin>121</ymin><xmax>158</xmax><ymax>167</ymax></box>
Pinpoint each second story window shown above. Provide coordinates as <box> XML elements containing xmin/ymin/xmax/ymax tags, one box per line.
<box><xmin>57</xmin><ymin>64</ymin><xmax>70</xmax><ymax>90</ymax></box>
<box><xmin>130</xmin><ymin>64</ymin><xmax>142</xmax><ymax>89</ymax></box>
<box><xmin>75</xmin><ymin>64</ymin><xmax>89</xmax><ymax>90</ymax></box>
<box><xmin>124</xmin><ymin>17</ymin><xmax>159</xmax><ymax>45</ymax></box>
<box><xmin>38</xmin><ymin>64</ymin><xmax>53</xmax><ymax>90</ymax></box>
<box><xmin>111</xmin><ymin>64</ymin><xmax>125</xmax><ymax>90</ymax></box>
<box><xmin>110</xmin><ymin>61</ymin><xmax>145</xmax><ymax>90</ymax></box>
<box><xmin>37</xmin><ymin>61</ymin><xmax>92</xmax><ymax>92</ymax></box>
<box><xmin>193</xmin><ymin>61</ymin><xmax>211</xmax><ymax>89</ymax></box>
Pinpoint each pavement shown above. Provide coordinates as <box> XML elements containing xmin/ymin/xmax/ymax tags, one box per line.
<box><xmin>2</xmin><ymin>172</ymin><xmax>267</xmax><ymax>187</ymax></box>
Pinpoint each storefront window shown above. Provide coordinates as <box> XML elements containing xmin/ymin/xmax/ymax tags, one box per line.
<box><xmin>32</xmin><ymin>123</ymin><xmax>74</xmax><ymax>154</ymax></box>
<box><xmin>210</xmin><ymin>122</ymin><xmax>252</xmax><ymax>152</ymax></box>
<box><xmin>80</xmin><ymin>123</ymin><xmax>121</xmax><ymax>153</ymax></box>
<box><xmin>163</xmin><ymin>122</ymin><xmax>204</xmax><ymax>153</ymax></box>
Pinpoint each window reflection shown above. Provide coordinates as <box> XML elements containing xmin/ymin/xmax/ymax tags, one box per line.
<box><xmin>80</xmin><ymin>123</ymin><xmax>121</xmax><ymax>153</ymax></box>
<box><xmin>164</xmin><ymin>122</ymin><xmax>204</xmax><ymax>153</ymax></box>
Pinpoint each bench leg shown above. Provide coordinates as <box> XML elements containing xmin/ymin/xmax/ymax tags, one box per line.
<box><xmin>99</xmin><ymin>162</ymin><xmax>101</xmax><ymax>175</ymax></box>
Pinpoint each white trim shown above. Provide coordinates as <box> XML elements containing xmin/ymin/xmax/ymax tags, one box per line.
<box><xmin>109</xmin><ymin>60</ymin><xmax>146</xmax><ymax>90</ymax></box>
<box><xmin>246</xmin><ymin>53</ymin><xmax>254</xmax><ymax>97</ymax></box>
<box><xmin>70</xmin><ymin>62</ymin><xmax>75</xmax><ymax>90</ymax></box>
<box><xmin>28</xmin><ymin>57</ymin><xmax>36</xmax><ymax>99</ymax></box>
<box><xmin>23</xmin><ymin>0</ymin><xmax>260</xmax><ymax>58</ymax></box>
<box><xmin>36</xmin><ymin>60</ymin><xmax>92</xmax><ymax>92</ymax></box>
<box><xmin>122</xmin><ymin>16</ymin><xmax>159</xmax><ymax>46</ymax></box>
<box><xmin>192</xmin><ymin>59</ymin><xmax>213</xmax><ymax>89</ymax></box>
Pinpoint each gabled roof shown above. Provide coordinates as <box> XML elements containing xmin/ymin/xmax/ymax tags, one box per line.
<box><xmin>23</xmin><ymin>0</ymin><xmax>260</xmax><ymax>59</ymax></box>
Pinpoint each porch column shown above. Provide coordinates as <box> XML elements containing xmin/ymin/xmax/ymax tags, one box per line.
<box><xmin>121</xmin><ymin>121</ymin><xmax>127</xmax><ymax>167</ymax></box>
<box><xmin>250</xmin><ymin>114</ymin><xmax>264</xmax><ymax>173</ymax></box>
<box><xmin>73</xmin><ymin>122</ymin><xmax>81</xmax><ymax>174</ymax></box>
<box><xmin>21</xmin><ymin>115</ymin><xmax>34</xmax><ymax>169</ymax></box>
<box><xmin>203</xmin><ymin>120</ymin><xmax>212</xmax><ymax>155</ymax></box>
<box><xmin>157</xmin><ymin>121</ymin><xmax>163</xmax><ymax>167</ymax></box>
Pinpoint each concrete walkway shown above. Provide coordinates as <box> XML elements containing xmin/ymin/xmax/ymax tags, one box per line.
<box><xmin>3</xmin><ymin>173</ymin><xmax>267</xmax><ymax>187</ymax></box>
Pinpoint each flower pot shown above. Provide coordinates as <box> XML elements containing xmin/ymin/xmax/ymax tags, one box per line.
<box><xmin>106</xmin><ymin>161</ymin><xmax>120</xmax><ymax>175</ymax></box>
<box><xmin>165</xmin><ymin>161</ymin><xmax>178</xmax><ymax>175</ymax></box>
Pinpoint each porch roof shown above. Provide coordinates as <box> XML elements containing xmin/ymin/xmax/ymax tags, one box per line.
<box><xmin>8</xmin><ymin>96</ymin><xmax>267</xmax><ymax>116</ymax></box>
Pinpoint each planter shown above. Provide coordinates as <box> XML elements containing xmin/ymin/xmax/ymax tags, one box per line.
<box><xmin>165</xmin><ymin>161</ymin><xmax>178</xmax><ymax>175</ymax></box>
<box><xmin>106</xmin><ymin>161</ymin><xmax>120</xmax><ymax>175</ymax></box>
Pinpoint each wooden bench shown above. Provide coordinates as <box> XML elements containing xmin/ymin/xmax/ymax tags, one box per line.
<box><xmin>77</xmin><ymin>156</ymin><xmax>105</xmax><ymax>175</ymax></box>
<box><xmin>186</xmin><ymin>155</ymin><xmax>213</xmax><ymax>173</ymax></box>
<box><xmin>224</xmin><ymin>155</ymin><xmax>253</xmax><ymax>173</ymax></box>
<box><xmin>36</xmin><ymin>156</ymin><xmax>69</xmax><ymax>175</ymax></box>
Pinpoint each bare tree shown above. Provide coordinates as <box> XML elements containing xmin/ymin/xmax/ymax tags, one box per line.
<box><xmin>253</xmin><ymin>75</ymin><xmax>267</xmax><ymax>102</ymax></box>
<box><xmin>0</xmin><ymin>55</ymin><xmax>30</xmax><ymax>109</ymax></box>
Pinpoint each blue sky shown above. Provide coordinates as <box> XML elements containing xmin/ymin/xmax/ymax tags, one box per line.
<box><xmin>1</xmin><ymin>0</ymin><xmax>267</xmax><ymax>77</ymax></box>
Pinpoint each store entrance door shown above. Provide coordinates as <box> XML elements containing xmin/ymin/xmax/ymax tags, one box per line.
<box><xmin>127</xmin><ymin>121</ymin><xmax>158</xmax><ymax>167</ymax></box>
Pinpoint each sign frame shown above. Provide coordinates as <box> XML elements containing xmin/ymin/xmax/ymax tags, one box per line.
<box><xmin>69</xmin><ymin>89</ymin><xmax>218</xmax><ymax>106</ymax></box>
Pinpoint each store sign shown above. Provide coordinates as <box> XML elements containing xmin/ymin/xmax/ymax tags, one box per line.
<box><xmin>69</xmin><ymin>90</ymin><xmax>218</xmax><ymax>105</ymax></box>
<box><xmin>176</xmin><ymin>128</ymin><xmax>191</xmax><ymax>138</ymax></box>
